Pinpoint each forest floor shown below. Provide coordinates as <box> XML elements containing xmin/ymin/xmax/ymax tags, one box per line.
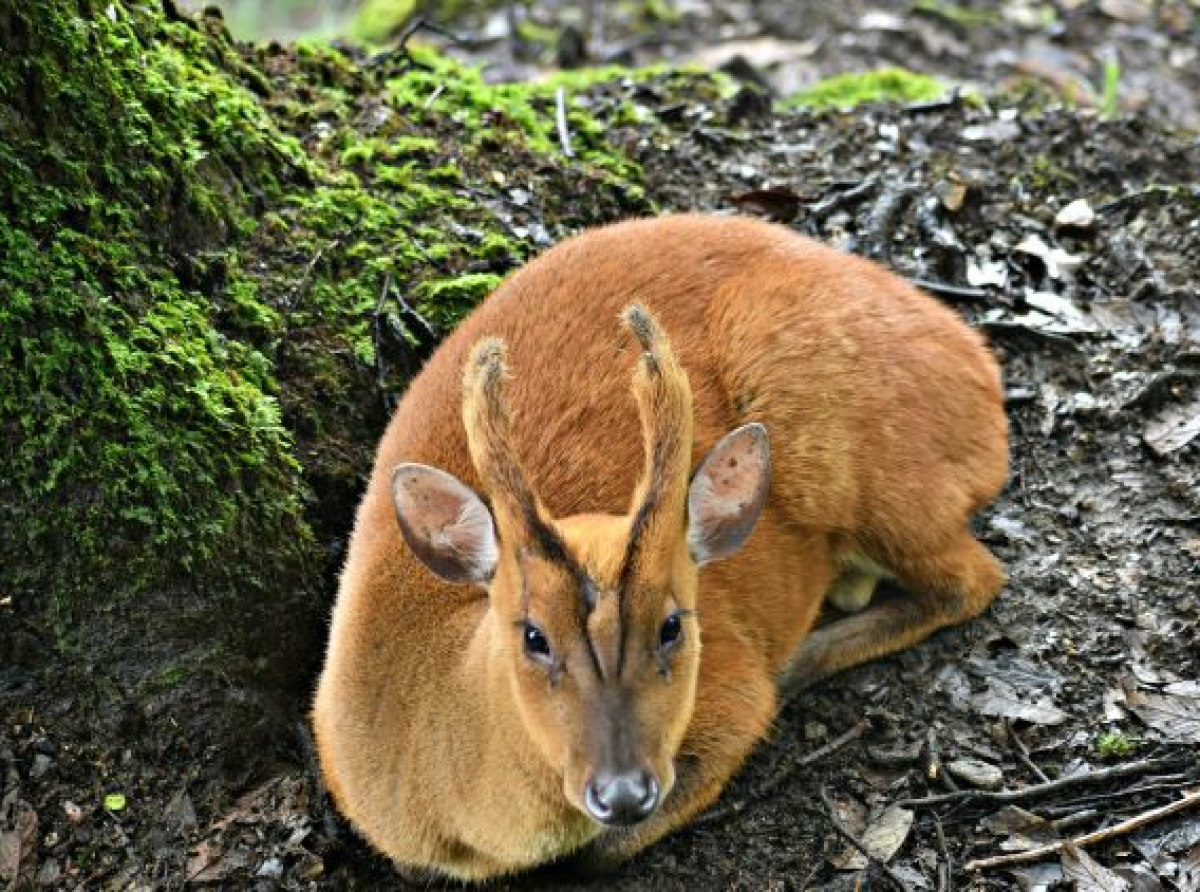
<box><xmin>4</xmin><ymin>1</ymin><xmax>1199</xmax><ymax>889</ymax></box>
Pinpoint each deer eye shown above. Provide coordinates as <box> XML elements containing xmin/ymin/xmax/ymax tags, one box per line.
<box><xmin>523</xmin><ymin>623</ymin><xmax>553</xmax><ymax>664</ymax></box>
<box><xmin>659</xmin><ymin>612</ymin><xmax>684</xmax><ymax>649</ymax></box>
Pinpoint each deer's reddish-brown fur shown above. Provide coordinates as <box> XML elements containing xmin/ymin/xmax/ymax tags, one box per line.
<box><xmin>312</xmin><ymin>214</ymin><xmax>1009</xmax><ymax>881</ymax></box>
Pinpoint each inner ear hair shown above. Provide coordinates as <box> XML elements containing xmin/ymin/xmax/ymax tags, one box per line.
<box><xmin>391</xmin><ymin>463</ymin><xmax>498</xmax><ymax>585</ymax></box>
<box><xmin>686</xmin><ymin>423</ymin><xmax>770</xmax><ymax>566</ymax></box>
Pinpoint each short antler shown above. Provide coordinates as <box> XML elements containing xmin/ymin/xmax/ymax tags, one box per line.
<box><xmin>621</xmin><ymin>305</ymin><xmax>694</xmax><ymax>568</ymax></box>
<box><xmin>462</xmin><ymin>338</ymin><xmax>543</xmax><ymax>533</ymax></box>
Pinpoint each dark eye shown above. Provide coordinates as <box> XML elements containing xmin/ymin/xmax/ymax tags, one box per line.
<box><xmin>523</xmin><ymin>623</ymin><xmax>552</xmax><ymax>663</ymax></box>
<box><xmin>659</xmin><ymin>613</ymin><xmax>683</xmax><ymax>648</ymax></box>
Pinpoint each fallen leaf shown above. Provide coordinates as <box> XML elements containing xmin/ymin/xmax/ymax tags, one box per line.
<box><xmin>971</xmin><ymin>677</ymin><xmax>1070</xmax><ymax>725</ymax></box>
<box><xmin>962</xmin><ymin>120</ymin><xmax>1022</xmax><ymax>142</ymax></box>
<box><xmin>838</xmin><ymin>806</ymin><xmax>915</xmax><ymax>870</ymax></box>
<box><xmin>1011</xmin><ymin>861</ymin><xmax>1064</xmax><ymax>891</ymax></box>
<box><xmin>1061</xmin><ymin>842</ymin><xmax>1130</xmax><ymax>891</ymax></box>
<box><xmin>981</xmin><ymin>806</ymin><xmax>1060</xmax><ymax>852</ymax></box>
<box><xmin>1055</xmin><ymin>198</ymin><xmax>1096</xmax><ymax>229</ymax></box>
<box><xmin>1177</xmin><ymin>842</ymin><xmax>1200</xmax><ymax>891</ymax></box>
<box><xmin>967</xmin><ymin>258</ymin><xmax>1009</xmax><ymax>287</ymax></box>
<box><xmin>1023</xmin><ymin>290</ymin><xmax>1097</xmax><ymax>332</ymax></box>
<box><xmin>1099</xmin><ymin>0</ymin><xmax>1151</xmax><ymax>23</ymax></box>
<box><xmin>103</xmin><ymin>792</ymin><xmax>127</xmax><ymax>812</ymax></box>
<box><xmin>1015</xmin><ymin>234</ymin><xmax>1085</xmax><ymax>279</ymax></box>
<box><xmin>1122</xmin><ymin>680</ymin><xmax>1200</xmax><ymax>743</ymax></box>
<box><xmin>947</xmin><ymin>757</ymin><xmax>1004</xmax><ymax>790</ymax></box>
<box><xmin>1111</xmin><ymin>863</ymin><xmax>1164</xmax><ymax>892</ymax></box>
<box><xmin>1143</xmin><ymin>399</ymin><xmax>1200</xmax><ymax>457</ymax></box>
<box><xmin>0</xmin><ymin>790</ymin><xmax>37</xmax><ymax>885</ymax></box>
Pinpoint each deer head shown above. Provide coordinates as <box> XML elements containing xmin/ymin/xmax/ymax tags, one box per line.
<box><xmin>390</xmin><ymin>305</ymin><xmax>769</xmax><ymax>827</ymax></box>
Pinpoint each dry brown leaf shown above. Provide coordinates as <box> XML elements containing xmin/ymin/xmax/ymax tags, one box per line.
<box><xmin>1144</xmin><ymin>399</ymin><xmax>1200</xmax><ymax>456</ymax></box>
<box><xmin>1123</xmin><ymin>681</ymin><xmax>1200</xmax><ymax>743</ymax></box>
<box><xmin>971</xmin><ymin>677</ymin><xmax>1069</xmax><ymax>725</ymax></box>
<box><xmin>839</xmin><ymin>806</ymin><xmax>914</xmax><ymax>870</ymax></box>
<box><xmin>1061</xmin><ymin>842</ymin><xmax>1130</xmax><ymax>891</ymax></box>
<box><xmin>0</xmin><ymin>790</ymin><xmax>38</xmax><ymax>885</ymax></box>
<box><xmin>981</xmin><ymin>805</ymin><xmax>1060</xmax><ymax>852</ymax></box>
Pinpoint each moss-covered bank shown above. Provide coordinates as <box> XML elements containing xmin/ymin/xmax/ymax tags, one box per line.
<box><xmin>0</xmin><ymin>0</ymin><xmax>654</xmax><ymax>774</ymax></box>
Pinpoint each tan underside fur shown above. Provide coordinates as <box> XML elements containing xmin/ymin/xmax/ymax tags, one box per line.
<box><xmin>311</xmin><ymin>214</ymin><xmax>1010</xmax><ymax>880</ymax></box>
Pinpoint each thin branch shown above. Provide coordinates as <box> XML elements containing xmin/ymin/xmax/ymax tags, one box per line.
<box><xmin>897</xmin><ymin>755</ymin><xmax>1188</xmax><ymax>808</ymax></box>
<box><xmin>555</xmin><ymin>86</ymin><xmax>575</xmax><ymax>158</ymax></box>
<box><xmin>909</xmin><ymin>278</ymin><xmax>989</xmax><ymax>302</ymax></box>
<box><xmin>1006</xmin><ymin>720</ymin><xmax>1050</xmax><ymax>784</ymax></box>
<box><xmin>933</xmin><ymin>811</ymin><xmax>952</xmax><ymax>892</ymax></box>
<box><xmin>966</xmin><ymin>787</ymin><xmax>1200</xmax><ymax>871</ymax></box>
<box><xmin>694</xmin><ymin>719</ymin><xmax>869</xmax><ymax>829</ymax></box>
<box><xmin>819</xmin><ymin>787</ymin><xmax>910</xmax><ymax>892</ymax></box>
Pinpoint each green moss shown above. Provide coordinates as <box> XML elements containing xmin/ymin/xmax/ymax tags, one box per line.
<box><xmin>786</xmin><ymin>68</ymin><xmax>947</xmax><ymax>110</ymax></box>
<box><xmin>0</xmin><ymin>1</ymin><xmax>318</xmax><ymax>643</ymax></box>
<box><xmin>1096</xmin><ymin>731</ymin><xmax>1138</xmax><ymax>759</ymax></box>
<box><xmin>349</xmin><ymin>0</ymin><xmax>418</xmax><ymax>44</ymax></box>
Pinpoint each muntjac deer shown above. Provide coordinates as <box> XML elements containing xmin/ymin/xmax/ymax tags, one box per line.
<box><xmin>312</xmin><ymin>214</ymin><xmax>1009</xmax><ymax>881</ymax></box>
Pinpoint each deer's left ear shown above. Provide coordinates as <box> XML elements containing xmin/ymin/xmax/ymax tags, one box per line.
<box><xmin>685</xmin><ymin>424</ymin><xmax>769</xmax><ymax>566</ymax></box>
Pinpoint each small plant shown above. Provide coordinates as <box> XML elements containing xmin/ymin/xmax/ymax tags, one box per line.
<box><xmin>1096</xmin><ymin>731</ymin><xmax>1138</xmax><ymax>759</ymax></box>
<box><xmin>1100</xmin><ymin>52</ymin><xmax>1122</xmax><ymax>121</ymax></box>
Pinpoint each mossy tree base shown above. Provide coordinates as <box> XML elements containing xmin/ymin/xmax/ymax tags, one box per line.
<box><xmin>0</xmin><ymin>0</ymin><xmax>658</xmax><ymax>778</ymax></box>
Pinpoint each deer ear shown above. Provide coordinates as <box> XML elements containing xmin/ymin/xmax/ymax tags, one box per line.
<box><xmin>391</xmin><ymin>464</ymin><xmax>498</xmax><ymax>585</ymax></box>
<box><xmin>686</xmin><ymin>424</ymin><xmax>770</xmax><ymax>566</ymax></box>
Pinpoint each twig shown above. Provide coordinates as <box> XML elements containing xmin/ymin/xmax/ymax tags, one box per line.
<box><xmin>555</xmin><ymin>86</ymin><xmax>575</xmax><ymax>158</ymax></box>
<box><xmin>422</xmin><ymin>83</ymin><xmax>445</xmax><ymax>110</ymax></box>
<box><xmin>287</xmin><ymin>245</ymin><xmax>326</xmax><ymax>309</ymax></box>
<box><xmin>1049</xmin><ymin>808</ymin><xmax>1099</xmax><ymax>832</ymax></box>
<box><xmin>965</xmin><ymin>787</ymin><xmax>1200</xmax><ymax>871</ymax></box>
<box><xmin>1006</xmin><ymin>720</ymin><xmax>1050</xmax><ymax>784</ymax></box>
<box><xmin>860</xmin><ymin>178</ymin><xmax>919</xmax><ymax>261</ymax></box>
<box><xmin>897</xmin><ymin>755</ymin><xmax>1188</xmax><ymax>809</ymax></box>
<box><xmin>1032</xmin><ymin>774</ymin><xmax>1196</xmax><ymax>817</ymax></box>
<box><xmin>373</xmin><ymin>272</ymin><xmax>392</xmax><ymax>405</ymax></box>
<box><xmin>908</xmin><ymin>278</ymin><xmax>989</xmax><ymax>302</ymax></box>
<box><xmin>933</xmin><ymin>811</ymin><xmax>952</xmax><ymax>892</ymax></box>
<box><xmin>694</xmin><ymin>719</ymin><xmax>869</xmax><ymax>828</ymax></box>
<box><xmin>806</xmin><ymin>174</ymin><xmax>880</xmax><ymax>221</ymax></box>
<box><xmin>819</xmin><ymin>787</ymin><xmax>910</xmax><ymax>891</ymax></box>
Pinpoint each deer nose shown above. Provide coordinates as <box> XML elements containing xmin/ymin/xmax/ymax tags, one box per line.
<box><xmin>584</xmin><ymin>769</ymin><xmax>659</xmax><ymax>826</ymax></box>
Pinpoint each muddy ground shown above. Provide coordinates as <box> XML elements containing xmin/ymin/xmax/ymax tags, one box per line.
<box><xmin>4</xmin><ymin>1</ymin><xmax>1199</xmax><ymax>889</ymax></box>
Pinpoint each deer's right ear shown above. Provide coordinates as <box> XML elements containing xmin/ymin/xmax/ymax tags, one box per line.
<box><xmin>391</xmin><ymin>464</ymin><xmax>498</xmax><ymax>586</ymax></box>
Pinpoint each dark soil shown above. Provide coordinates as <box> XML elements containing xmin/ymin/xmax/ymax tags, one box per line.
<box><xmin>4</xmin><ymin>2</ymin><xmax>1199</xmax><ymax>890</ymax></box>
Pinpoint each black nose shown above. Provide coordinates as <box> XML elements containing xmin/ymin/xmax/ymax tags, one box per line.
<box><xmin>584</xmin><ymin>769</ymin><xmax>659</xmax><ymax>826</ymax></box>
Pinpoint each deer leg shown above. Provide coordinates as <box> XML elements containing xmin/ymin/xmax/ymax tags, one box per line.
<box><xmin>780</xmin><ymin>532</ymin><xmax>1003</xmax><ymax>698</ymax></box>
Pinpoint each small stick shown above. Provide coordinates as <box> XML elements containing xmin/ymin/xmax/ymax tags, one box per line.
<box><xmin>555</xmin><ymin>87</ymin><xmax>575</xmax><ymax>158</ymax></box>
<box><xmin>1049</xmin><ymin>808</ymin><xmax>1099</xmax><ymax>832</ymax></box>
<box><xmin>288</xmin><ymin>245</ymin><xmax>326</xmax><ymax>309</ymax></box>
<box><xmin>819</xmin><ymin>787</ymin><xmax>910</xmax><ymax>892</ymax></box>
<box><xmin>966</xmin><ymin>787</ymin><xmax>1200</xmax><ymax>871</ymax></box>
<box><xmin>1006</xmin><ymin>720</ymin><xmax>1050</xmax><ymax>784</ymax></box>
<box><xmin>373</xmin><ymin>272</ymin><xmax>392</xmax><ymax>403</ymax></box>
<box><xmin>897</xmin><ymin>755</ymin><xmax>1188</xmax><ymax>808</ymax></box>
<box><xmin>694</xmin><ymin>719</ymin><xmax>869</xmax><ymax>828</ymax></box>
<box><xmin>933</xmin><ymin>812</ymin><xmax>952</xmax><ymax>892</ymax></box>
<box><xmin>909</xmin><ymin>278</ymin><xmax>989</xmax><ymax>302</ymax></box>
